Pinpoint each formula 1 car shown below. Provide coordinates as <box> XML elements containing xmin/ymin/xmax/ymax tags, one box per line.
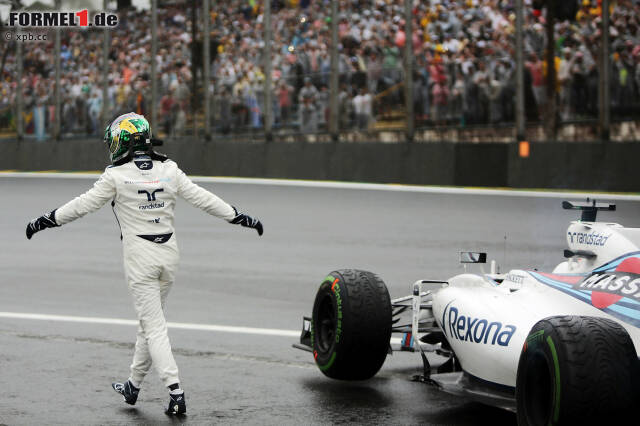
<box><xmin>294</xmin><ymin>200</ymin><xmax>640</xmax><ymax>425</ymax></box>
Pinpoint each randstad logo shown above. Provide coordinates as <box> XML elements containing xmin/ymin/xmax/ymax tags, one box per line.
<box><xmin>139</xmin><ymin>201</ymin><xmax>164</xmax><ymax>210</ymax></box>
<box><xmin>138</xmin><ymin>188</ymin><xmax>163</xmax><ymax>201</ymax></box>
<box><xmin>138</xmin><ymin>188</ymin><xmax>164</xmax><ymax>210</ymax></box>
<box><xmin>8</xmin><ymin>10</ymin><xmax>118</xmax><ymax>28</ymax></box>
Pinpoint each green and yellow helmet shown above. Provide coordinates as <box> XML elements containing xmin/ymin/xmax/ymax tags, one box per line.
<box><xmin>104</xmin><ymin>112</ymin><xmax>152</xmax><ymax>164</ymax></box>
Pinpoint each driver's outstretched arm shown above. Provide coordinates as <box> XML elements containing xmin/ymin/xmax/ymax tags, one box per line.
<box><xmin>176</xmin><ymin>167</ymin><xmax>263</xmax><ymax>235</ymax></box>
<box><xmin>25</xmin><ymin>169</ymin><xmax>116</xmax><ymax>239</ymax></box>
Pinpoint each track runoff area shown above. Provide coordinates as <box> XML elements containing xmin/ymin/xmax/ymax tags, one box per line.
<box><xmin>2</xmin><ymin>171</ymin><xmax>640</xmax><ymax>424</ymax></box>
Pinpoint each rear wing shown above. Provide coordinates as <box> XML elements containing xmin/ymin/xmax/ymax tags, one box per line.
<box><xmin>562</xmin><ymin>199</ymin><xmax>616</xmax><ymax>222</ymax></box>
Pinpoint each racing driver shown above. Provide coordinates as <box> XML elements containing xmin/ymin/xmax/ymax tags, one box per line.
<box><xmin>24</xmin><ymin>112</ymin><xmax>263</xmax><ymax>415</ymax></box>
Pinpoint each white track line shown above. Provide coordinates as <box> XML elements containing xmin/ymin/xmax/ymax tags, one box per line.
<box><xmin>0</xmin><ymin>311</ymin><xmax>405</xmax><ymax>344</ymax></box>
<box><xmin>0</xmin><ymin>311</ymin><xmax>299</xmax><ymax>338</ymax></box>
<box><xmin>1</xmin><ymin>171</ymin><xmax>640</xmax><ymax>200</ymax></box>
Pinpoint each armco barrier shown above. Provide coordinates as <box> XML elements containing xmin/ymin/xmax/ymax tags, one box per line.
<box><xmin>0</xmin><ymin>139</ymin><xmax>637</xmax><ymax>192</ymax></box>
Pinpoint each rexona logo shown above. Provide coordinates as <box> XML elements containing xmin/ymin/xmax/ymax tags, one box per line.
<box><xmin>443</xmin><ymin>304</ymin><xmax>517</xmax><ymax>347</ymax></box>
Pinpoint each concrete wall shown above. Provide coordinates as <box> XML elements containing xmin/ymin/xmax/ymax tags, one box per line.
<box><xmin>507</xmin><ymin>142</ymin><xmax>640</xmax><ymax>192</ymax></box>
<box><xmin>0</xmin><ymin>139</ymin><xmax>637</xmax><ymax>192</ymax></box>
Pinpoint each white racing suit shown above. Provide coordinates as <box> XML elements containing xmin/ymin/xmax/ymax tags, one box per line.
<box><xmin>55</xmin><ymin>156</ymin><xmax>235</xmax><ymax>387</ymax></box>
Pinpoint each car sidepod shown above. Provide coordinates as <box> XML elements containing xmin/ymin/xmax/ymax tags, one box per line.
<box><xmin>431</xmin><ymin>273</ymin><xmax>531</xmax><ymax>392</ymax></box>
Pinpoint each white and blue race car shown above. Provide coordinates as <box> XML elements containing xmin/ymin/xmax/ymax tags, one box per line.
<box><xmin>295</xmin><ymin>200</ymin><xmax>639</xmax><ymax>425</ymax></box>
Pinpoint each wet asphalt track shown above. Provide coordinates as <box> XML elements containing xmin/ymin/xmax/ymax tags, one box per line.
<box><xmin>1</xmin><ymin>175</ymin><xmax>640</xmax><ymax>425</ymax></box>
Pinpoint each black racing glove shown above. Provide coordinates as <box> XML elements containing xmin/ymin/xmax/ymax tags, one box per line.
<box><xmin>229</xmin><ymin>206</ymin><xmax>263</xmax><ymax>236</ymax></box>
<box><xmin>26</xmin><ymin>210</ymin><xmax>59</xmax><ymax>240</ymax></box>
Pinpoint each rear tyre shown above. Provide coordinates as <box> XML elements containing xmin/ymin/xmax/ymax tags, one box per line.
<box><xmin>516</xmin><ymin>315</ymin><xmax>638</xmax><ymax>426</ymax></box>
<box><xmin>311</xmin><ymin>269</ymin><xmax>392</xmax><ymax>380</ymax></box>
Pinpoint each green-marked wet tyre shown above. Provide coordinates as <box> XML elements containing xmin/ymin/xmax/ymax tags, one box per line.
<box><xmin>515</xmin><ymin>315</ymin><xmax>638</xmax><ymax>426</ymax></box>
<box><xmin>311</xmin><ymin>269</ymin><xmax>392</xmax><ymax>380</ymax></box>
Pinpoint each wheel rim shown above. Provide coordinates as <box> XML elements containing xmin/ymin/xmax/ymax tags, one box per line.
<box><xmin>317</xmin><ymin>294</ymin><xmax>336</xmax><ymax>353</ymax></box>
<box><xmin>523</xmin><ymin>352</ymin><xmax>554</xmax><ymax>426</ymax></box>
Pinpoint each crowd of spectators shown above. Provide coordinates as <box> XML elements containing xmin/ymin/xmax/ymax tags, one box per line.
<box><xmin>0</xmin><ymin>5</ymin><xmax>193</xmax><ymax>138</ymax></box>
<box><xmin>2</xmin><ymin>0</ymin><xmax>640</xmax><ymax>139</ymax></box>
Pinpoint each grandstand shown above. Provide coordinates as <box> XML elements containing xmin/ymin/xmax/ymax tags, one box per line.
<box><xmin>1</xmin><ymin>0</ymin><xmax>639</xmax><ymax>141</ymax></box>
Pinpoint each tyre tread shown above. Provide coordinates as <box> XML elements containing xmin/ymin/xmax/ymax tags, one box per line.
<box><xmin>312</xmin><ymin>269</ymin><xmax>392</xmax><ymax>380</ymax></box>
<box><xmin>517</xmin><ymin>315</ymin><xmax>638</xmax><ymax>425</ymax></box>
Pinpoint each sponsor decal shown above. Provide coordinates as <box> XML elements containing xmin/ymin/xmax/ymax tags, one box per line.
<box><xmin>124</xmin><ymin>178</ymin><xmax>170</xmax><ymax>185</ymax></box>
<box><xmin>314</xmin><ymin>275</ymin><xmax>342</xmax><ymax>371</ymax></box>
<box><xmin>523</xmin><ymin>329</ymin><xmax>545</xmax><ymax>353</ymax></box>
<box><xmin>138</xmin><ymin>188</ymin><xmax>164</xmax><ymax>209</ymax></box>
<box><xmin>567</xmin><ymin>230</ymin><xmax>611</xmax><ymax>247</ymax></box>
<box><xmin>444</xmin><ymin>304</ymin><xmax>517</xmax><ymax>347</ymax></box>
<box><xmin>138</xmin><ymin>188</ymin><xmax>163</xmax><ymax>201</ymax></box>
<box><xmin>529</xmin><ymin>258</ymin><xmax>640</xmax><ymax>329</ymax></box>
<box><xmin>147</xmin><ymin>218</ymin><xmax>160</xmax><ymax>224</ymax></box>
<box><xmin>400</xmin><ymin>332</ymin><xmax>414</xmax><ymax>351</ymax></box>
<box><xmin>573</xmin><ymin>257</ymin><xmax>640</xmax><ymax>308</ymax></box>
<box><xmin>505</xmin><ymin>273</ymin><xmax>525</xmax><ymax>284</ymax></box>
<box><xmin>139</xmin><ymin>201</ymin><xmax>164</xmax><ymax>210</ymax></box>
<box><xmin>332</xmin><ymin>279</ymin><xmax>343</xmax><ymax>343</ymax></box>
<box><xmin>532</xmin><ymin>272</ymin><xmax>582</xmax><ymax>286</ymax></box>
<box><xmin>137</xmin><ymin>233</ymin><xmax>172</xmax><ymax>244</ymax></box>
<box><xmin>331</xmin><ymin>278</ymin><xmax>339</xmax><ymax>292</ymax></box>
<box><xmin>135</xmin><ymin>160</ymin><xmax>152</xmax><ymax>170</ymax></box>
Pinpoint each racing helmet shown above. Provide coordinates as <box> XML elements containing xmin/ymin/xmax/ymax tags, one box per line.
<box><xmin>104</xmin><ymin>112</ymin><xmax>152</xmax><ymax>164</ymax></box>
